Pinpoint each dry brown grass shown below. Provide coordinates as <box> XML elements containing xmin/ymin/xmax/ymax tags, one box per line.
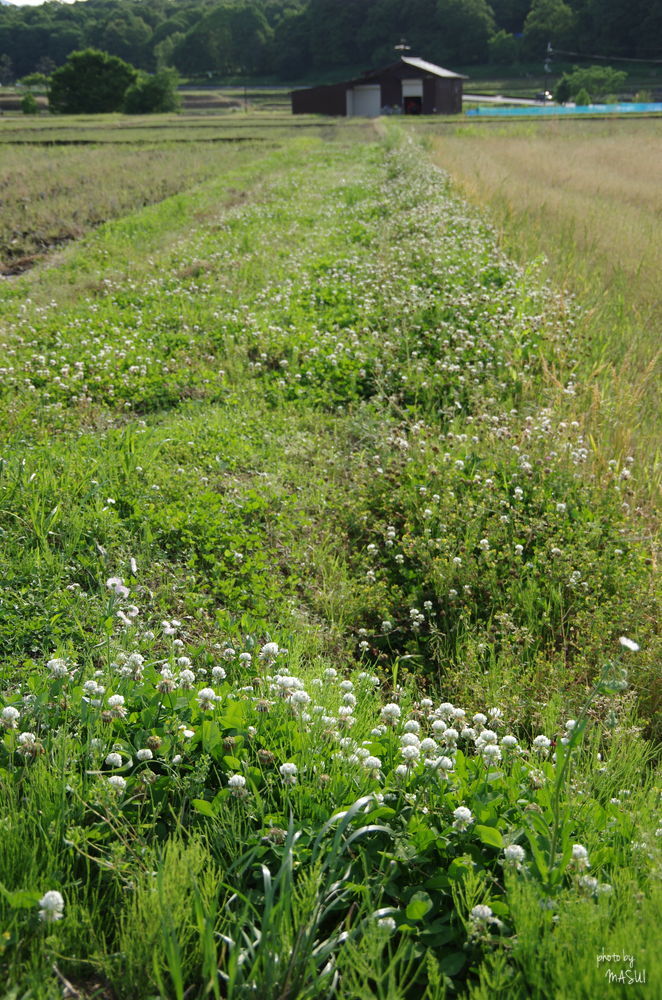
<box><xmin>431</xmin><ymin>117</ymin><xmax>661</xmax><ymax>488</ymax></box>
<box><xmin>0</xmin><ymin>143</ymin><xmax>233</xmax><ymax>270</ymax></box>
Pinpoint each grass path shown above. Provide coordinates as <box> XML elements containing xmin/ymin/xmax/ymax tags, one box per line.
<box><xmin>0</xmin><ymin>123</ymin><xmax>658</xmax><ymax>998</ymax></box>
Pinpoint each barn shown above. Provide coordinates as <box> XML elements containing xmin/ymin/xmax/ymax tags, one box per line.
<box><xmin>291</xmin><ymin>56</ymin><xmax>467</xmax><ymax>118</ymax></box>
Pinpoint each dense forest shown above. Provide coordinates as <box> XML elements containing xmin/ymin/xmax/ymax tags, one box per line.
<box><xmin>0</xmin><ymin>0</ymin><xmax>660</xmax><ymax>82</ymax></box>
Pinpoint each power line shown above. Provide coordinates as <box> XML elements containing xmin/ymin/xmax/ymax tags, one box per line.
<box><xmin>550</xmin><ymin>46</ymin><xmax>662</xmax><ymax>65</ymax></box>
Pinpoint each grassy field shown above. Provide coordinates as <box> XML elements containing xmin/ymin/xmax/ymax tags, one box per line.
<box><xmin>0</xmin><ymin>111</ymin><xmax>659</xmax><ymax>999</ymax></box>
<box><xmin>428</xmin><ymin>117</ymin><xmax>661</xmax><ymax>491</ymax></box>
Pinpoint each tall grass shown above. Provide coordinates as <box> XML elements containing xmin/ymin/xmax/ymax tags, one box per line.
<box><xmin>430</xmin><ymin>118</ymin><xmax>661</xmax><ymax>492</ymax></box>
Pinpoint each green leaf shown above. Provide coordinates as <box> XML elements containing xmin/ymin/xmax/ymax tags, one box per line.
<box><xmin>475</xmin><ymin>825</ymin><xmax>504</xmax><ymax>849</ymax></box>
<box><xmin>447</xmin><ymin>858</ymin><xmax>472</xmax><ymax>881</ymax></box>
<box><xmin>191</xmin><ymin>798</ymin><xmax>215</xmax><ymax>818</ymax></box>
<box><xmin>0</xmin><ymin>884</ymin><xmax>42</xmax><ymax>909</ymax></box>
<box><xmin>439</xmin><ymin>952</ymin><xmax>465</xmax><ymax>976</ymax></box>
<box><xmin>406</xmin><ymin>890</ymin><xmax>433</xmax><ymax>921</ymax></box>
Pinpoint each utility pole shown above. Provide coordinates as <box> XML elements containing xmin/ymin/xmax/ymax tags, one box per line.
<box><xmin>544</xmin><ymin>41</ymin><xmax>553</xmax><ymax>100</ymax></box>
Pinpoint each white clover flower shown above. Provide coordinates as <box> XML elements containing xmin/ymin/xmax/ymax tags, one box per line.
<box><xmin>228</xmin><ymin>774</ymin><xmax>248</xmax><ymax>797</ymax></box>
<box><xmin>107</xmin><ymin>775</ymin><xmax>127</xmax><ymax>793</ymax></box>
<box><xmin>172</xmin><ymin>754</ymin><xmax>183</xmax><ymax>765</ymax></box>
<box><xmin>470</xmin><ymin>904</ymin><xmax>493</xmax><ymax>923</ymax></box>
<box><xmin>532</xmin><ymin>735</ymin><xmax>551</xmax><ymax>751</ymax></box>
<box><xmin>238</xmin><ymin>652</ymin><xmax>252</xmax><ymax>664</ymax></box>
<box><xmin>571</xmin><ymin>844</ymin><xmax>590</xmax><ymax>870</ymax></box>
<box><xmin>105</xmin><ymin>752</ymin><xmax>122</xmax><ymax>768</ymax></box>
<box><xmin>394</xmin><ymin>764</ymin><xmax>410</xmax><ymax>780</ymax></box>
<box><xmin>178</xmin><ymin>669</ymin><xmax>196</xmax><ymax>690</ymax></box>
<box><xmin>197</xmin><ymin>687</ymin><xmax>218</xmax><ymax>710</ymax></box>
<box><xmin>400</xmin><ymin>732</ymin><xmax>420</xmax><ymax>748</ymax></box>
<box><xmin>403</xmin><ymin>719</ymin><xmax>420</xmax><ymax>734</ymax></box>
<box><xmin>453</xmin><ymin>806</ymin><xmax>474</xmax><ymax>831</ymax></box>
<box><xmin>500</xmin><ymin>734</ymin><xmax>518</xmax><ymax>749</ymax></box>
<box><xmin>473</xmin><ymin>713</ymin><xmax>487</xmax><ymax>726</ymax></box>
<box><xmin>259</xmin><ymin>642</ymin><xmax>279</xmax><ymax>663</ymax></box>
<box><xmin>47</xmin><ymin>658</ymin><xmax>70</xmax><ymax>678</ymax></box>
<box><xmin>1</xmin><ymin>706</ymin><xmax>20</xmax><ymax>729</ymax></box>
<box><xmin>578</xmin><ymin>875</ymin><xmax>599</xmax><ymax>894</ymax></box>
<box><xmin>363</xmin><ymin>756</ymin><xmax>382</xmax><ymax>771</ymax></box>
<box><xmin>438</xmin><ymin>702</ymin><xmax>455</xmax><ymax>719</ymax></box>
<box><xmin>443</xmin><ymin>728</ymin><xmax>459</xmax><ymax>745</ymax></box>
<box><xmin>618</xmin><ymin>637</ymin><xmax>640</xmax><ymax>652</ymax></box>
<box><xmin>401</xmin><ymin>744</ymin><xmax>420</xmax><ymax>763</ymax></box>
<box><xmin>420</xmin><ymin>737</ymin><xmax>438</xmax><ymax>754</ymax></box>
<box><xmin>136</xmin><ymin>748</ymin><xmax>153</xmax><ymax>762</ymax></box>
<box><xmin>38</xmin><ymin>890</ymin><xmax>64</xmax><ymax>922</ymax></box>
<box><xmin>482</xmin><ymin>744</ymin><xmax>502</xmax><ymax>763</ymax></box>
<box><xmin>479</xmin><ymin>538</ymin><xmax>490</xmax><ymax>551</ymax></box>
<box><xmin>279</xmin><ymin>762</ymin><xmax>298</xmax><ymax>784</ymax></box>
<box><xmin>377</xmin><ymin>915</ymin><xmax>397</xmax><ymax>931</ymax></box>
<box><xmin>461</xmin><ymin>726</ymin><xmax>476</xmax><ymax>741</ymax></box>
<box><xmin>106</xmin><ymin>577</ymin><xmax>129</xmax><ymax>599</ymax></box>
<box><xmin>437</xmin><ymin>756</ymin><xmax>454</xmax><ymax>772</ymax></box>
<box><xmin>381</xmin><ymin>703</ymin><xmax>401</xmax><ymax>724</ymax></box>
<box><xmin>503</xmin><ymin>844</ymin><xmax>526</xmax><ymax>868</ymax></box>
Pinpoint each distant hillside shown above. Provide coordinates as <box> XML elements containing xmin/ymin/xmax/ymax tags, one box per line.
<box><xmin>0</xmin><ymin>0</ymin><xmax>658</xmax><ymax>81</ymax></box>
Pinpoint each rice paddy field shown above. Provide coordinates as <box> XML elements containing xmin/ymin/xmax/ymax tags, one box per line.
<box><xmin>0</xmin><ymin>108</ymin><xmax>659</xmax><ymax>999</ymax></box>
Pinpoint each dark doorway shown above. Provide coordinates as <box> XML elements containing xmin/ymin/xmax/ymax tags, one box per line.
<box><xmin>404</xmin><ymin>96</ymin><xmax>422</xmax><ymax>114</ymax></box>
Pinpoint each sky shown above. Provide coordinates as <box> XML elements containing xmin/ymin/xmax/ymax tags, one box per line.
<box><xmin>1</xmin><ymin>1</ymin><xmax>83</xmax><ymax>6</ymax></box>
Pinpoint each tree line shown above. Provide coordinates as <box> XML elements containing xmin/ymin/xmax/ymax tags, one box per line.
<box><xmin>1</xmin><ymin>0</ymin><xmax>660</xmax><ymax>83</ymax></box>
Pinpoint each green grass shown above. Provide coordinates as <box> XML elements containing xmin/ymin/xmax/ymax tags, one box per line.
<box><xmin>0</xmin><ymin>114</ymin><xmax>658</xmax><ymax>998</ymax></box>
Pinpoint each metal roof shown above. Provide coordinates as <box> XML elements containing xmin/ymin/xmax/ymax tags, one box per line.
<box><xmin>400</xmin><ymin>56</ymin><xmax>468</xmax><ymax>80</ymax></box>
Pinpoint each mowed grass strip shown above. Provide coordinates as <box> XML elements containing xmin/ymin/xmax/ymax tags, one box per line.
<box><xmin>0</xmin><ymin>119</ymin><xmax>658</xmax><ymax>998</ymax></box>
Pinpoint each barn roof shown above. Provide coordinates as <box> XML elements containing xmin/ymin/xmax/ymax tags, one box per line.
<box><xmin>399</xmin><ymin>56</ymin><xmax>468</xmax><ymax>80</ymax></box>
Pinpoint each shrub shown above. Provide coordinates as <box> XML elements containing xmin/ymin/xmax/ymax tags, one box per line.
<box><xmin>20</xmin><ymin>92</ymin><xmax>39</xmax><ymax>115</ymax></box>
<box><xmin>123</xmin><ymin>69</ymin><xmax>180</xmax><ymax>114</ymax></box>
<box><xmin>48</xmin><ymin>49</ymin><xmax>138</xmax><ymax>115</ymax></box>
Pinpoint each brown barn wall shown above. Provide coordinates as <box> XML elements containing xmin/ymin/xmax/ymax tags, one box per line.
<box><xmin>380</xmin><ymin>77</ymin><xmax>401</xmax><ymax>109</ymax></box>
<box><xmin>422</xmin><ymin>77</ymin><xmax>437</xmax><ymax>113</ymax></box>
<box><xmin>291</xmin><ymin>83</ymin><xmax>347</xmax><ymax>115</ymax></box>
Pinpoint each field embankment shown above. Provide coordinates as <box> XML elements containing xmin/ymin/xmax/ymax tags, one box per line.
<box><xmin>0</xmin><ymin>115</ymin><xmax>658</xmax><ymax>999</ymax></box>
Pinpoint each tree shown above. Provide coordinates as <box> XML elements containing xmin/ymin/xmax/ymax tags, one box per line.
<box><xmin>123</xmin><ymin>68</ymin><xmax>180</xmax><ymax>113</ymax></box>
<box><xmin>523</xmin><ymin>0</ymin><xmax>575</xmax><ymax>58</ymax></box>
<box><xmin>19</xmin><ymin>72</ymin><xmax>50</xmax><ymax>92</ymax></box>
<box><xmin>0</xmin><ymin>54</ymin><xmax>13</xmax><ymax>85</ymax></box>
<box><xmin>554</xmin><ymin>65</ymin><xmax>627</xmax><ymax>102</ymax></box>
<box><xmin>48</xmin><ymin>49</ymin><xmax>138</xmax><ymax>114</ymax></box>
<box><xmin>434</xmin><ymin>0</ymin><xmax>496</xmax><ymax>65</ymax></box>
<box><xmin>488</xmin><ymin>29</ymin><xmax>520</xmax><ymax>64</ymax></box>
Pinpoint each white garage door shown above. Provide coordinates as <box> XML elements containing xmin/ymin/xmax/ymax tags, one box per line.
<box><xmin>351</xmin><ymin>85</ymin><xmax>381</xmax><ymax>118</ymax></box>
